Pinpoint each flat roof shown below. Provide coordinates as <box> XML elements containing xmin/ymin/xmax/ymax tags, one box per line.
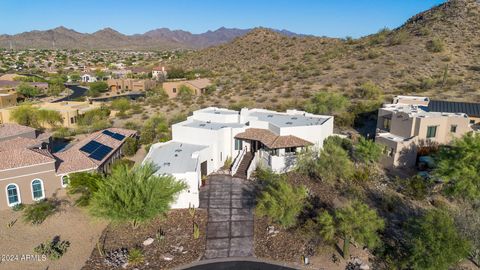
<box><xmin>382</xmin><ymin>104</ymin><xmax>467</xmax><ymax>118</ymax></box>
<box><xmin>198</xmin><ymin>107</ymin><xmax>239</xmax><ymax>115</ymax></box>
<box><xmin>145</xmin><ymin>141</ymin><xmax>208</xmax><ymax>174</ymax></box>
<box><xmin>249</xmin><ymin>111</ymin><xmax>330</xmax><ymax>128</ymax></box>
<box><xmin>183</xmin><ymin>120</ymin><xmax>245</xmax><ymax>130</ymax></box>
<box><xmin>376</xmin><ymin>132</ymin><xmax>410</xmax><ymax>142</ymax></box>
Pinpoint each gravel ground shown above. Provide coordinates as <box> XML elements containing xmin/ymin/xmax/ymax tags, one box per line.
<box><xmin>82</xmin><ymin>209</ymin><xmax>207</xmax><ymax>270</ymax></box>
<box><xmin>0</xmin><ymin>200</ymin><xmax>108</xmax><ymax>270</ymax></box>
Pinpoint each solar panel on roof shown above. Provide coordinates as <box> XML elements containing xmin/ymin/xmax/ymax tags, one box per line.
<box><xmin>112</xmin><ymin>133</ymin><xmax>125</xmax><ymax>141</ymax></box>
<box><xmin>79</xmin><ymin>140</ymin><xmax>102</xmax><ymax>154</ymax></box>
<box><xmin>102</xmin><ymin>130</ymin><xmax>115</xmax><ymax>136</ymax></box>
<box><xmin>89</xmin><ymin>145</ymin><xmax>113</xmax><ymax>161</ymax></box>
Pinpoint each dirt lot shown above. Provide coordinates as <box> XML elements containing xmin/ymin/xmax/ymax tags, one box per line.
<box><xmin>82</xmin><ymin>209</ymin><xmax>207</xmax><ymax>270</ymax></box>
<box><xmin>0</xmin><ymin>200</ymin><xmax>108</xmax><ymax>270</ymax></box>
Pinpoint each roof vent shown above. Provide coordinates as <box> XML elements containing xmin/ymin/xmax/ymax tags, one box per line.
<box><xmin>214</xmin><ymin>111</ymin><xmax>220</xmax><ymax>114</ymax></box>
<box><xmin>163</xmin><ymin>162</ymin><xmax>170</xmax><ymax>166</ymax></box>
<box><xmin>267</xmin><ymin>115</ymin><xmax>273</xmax><ymax>117</ymax></box>
<box><xmin>286</xmin><ymin>122</ymin><xmax>293</xmax><ymax>125</ymax></box>
<box><xmin>291</xmin><ymin>117</ymin><xmax>298</xmax><ymax>120</ymax></box>
<box><xmin>174</xmin><ymin>154</ymin><xmax>178</xmax><ymax>157</ymax></box>
<box><xmin>175</xmin><ymin>149</ymin><xmax>182</xmax><ymax>152</ymax></box>
<box><xmin>199</xmin><ymin>123</ymin><xmax>206</xmax><ymax>127</ymax></box>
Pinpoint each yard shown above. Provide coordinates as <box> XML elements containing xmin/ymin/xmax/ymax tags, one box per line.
<box><xmin>0</xmin><ymin>198</ymin><xmax>107</xmax><ymax>270</ymax></box>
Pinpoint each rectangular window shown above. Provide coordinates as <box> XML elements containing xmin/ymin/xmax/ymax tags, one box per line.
<box><xmin>383</xmin><ymin>118</ymin><xmax>391</xmax><ymax>131</ymax></box>
<box><xmin>234</xmin><ymin>139</ymin><xmax>243</xmax><ymax>150</ymax></box>
<box><xmin>470</xmin><ymin>119</ymin><xmax>475</xmax><ymax>124</ymax></box>
<box><xmin>173</xmin><ymin>88</ymin><xmax>176</xmax><ymax>93</ymax></box>
<box><xmin>426</xmin><ymin>126</ymin><xmax>437</xmax><ymax>138</ymax></box>
<box><xmin>285</xmin><ymin>147</ymin><xmax>296</xmax><ymax>153</ymax></box>
<box><xmin>70</xmin><ymin>117</ymin><xmax>74</xmax><ymax>124</ymax></box>
<box><xmin>450</xmin><ymin>125</ymin><xmax>457</xmax><ymax>133</ymax></box>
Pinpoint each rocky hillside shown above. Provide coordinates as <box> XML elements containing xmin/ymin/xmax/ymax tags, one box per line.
<box><xmin>0</xmin><ymin>27</ymin><xmax>301</xmax><ymax>50</ymax></box>
<box><xmin>169</xmin><ymin>0</ymin><xmax>480</xmax><ymax>110</ymax></box>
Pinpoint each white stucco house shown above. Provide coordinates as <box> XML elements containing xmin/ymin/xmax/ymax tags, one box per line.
<box><xmin>143</xmin><ymin>107</ymin><xmax>334</xmax><ymax>208</ymax></box>
<box><xmin>81</xmin><ymin>73</ymin><xmax>97</xmax><ymax>83</ymax></box>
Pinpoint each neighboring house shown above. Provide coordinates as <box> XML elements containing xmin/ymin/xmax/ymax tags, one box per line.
<box><xmin>143</xmin><ymin>107</ymin><xmax>333</xmax><ymax>208</ymax></box>
<box><xmin>375</xmin><ymin>95</ymin><xmax>477</xmax><ymax>168</ymax></box>
<box><xmin>110</xmin><ymin>69</ymin><xmax>132</xmax><ymax>79</ymax></box>
<box><xmin>152</xmin><ymin>66</ymin><xmax>167</xmax><ymax>81</ymax></box>
<box><xmin>0</xmin><ymin>101</ymin><xmax>103</xmax><ymax>128</ymax></box>
<box><xmin>0</xmin><ymin>89</ymin><xmax>17</xmax><ymax>109</ymax></box>
<box><xmin>107</xmin><ymin>78</ymin><xmax>156</xmax><ymax>92</ymax></box>
<box><xmin>81</xmin><ymin>73</ymin><xmax>97</xmax><ymax>83</ymax></box>
<box><xmin>0</xmin><ymin>126</ymin><xmax>136</xmax><ymax>210</ymax></box>
<box><xmin>162</xmin><ymin>78</ymin><xmax>212</xmax><ymax>98</ymax></box>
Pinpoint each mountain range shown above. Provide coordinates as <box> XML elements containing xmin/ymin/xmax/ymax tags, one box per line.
<box><xmin>0</xmin><ymin>27</ymin><xmax>302</xmax><ymax>50</ymax></box>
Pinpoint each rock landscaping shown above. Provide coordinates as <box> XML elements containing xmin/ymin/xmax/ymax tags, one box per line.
<box><xmin>82</xmin><ymin>209</ymin><xmax>207</xmax><ymax>270</ymax></box>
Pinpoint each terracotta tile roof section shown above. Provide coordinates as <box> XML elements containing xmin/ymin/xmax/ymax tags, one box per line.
<box><xmin>235</xmin><ymin>128</ymin><xmax>312</xmax><ymax>149</ymax></box>
<box><xmin>54</xmin><ymin>128</ymin><xmax>137</xmax><ymax>174</ymax></box>
<box><xmin>0</xmin><ymin>148</ymin><xmax>55</xmax><ymax>171</ymax></box>
<box><xmin>0</xmin><ymin>137</ymin><xmax>42</xmax><ymax>151</ymax></box>
<box><xmin>0</xmin><ymin>123</ymin><xmax>36</xmax><ymax>139</ymax></box>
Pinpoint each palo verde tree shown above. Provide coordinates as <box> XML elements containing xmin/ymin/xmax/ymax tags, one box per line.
<box><xmin>139</xmin><ymin>114</ymin><xmax>170</xmax><ymax>145</ymax></box>
<box><xmin>433</xmin><ymin>133</ymin><xmax>480</xmax><ymax>201</ymax></box>
<box><xmin>67</xmin><ymin>172</ymin><xmax>104</xmax><ymax>206</ymax></box>
<box><xmin>354</xmin><ymin>137</ymin><xmax>383</xmax><ymax>164</ymax></box>
<box><xmin>304</xmin><ymin>92</ymin><xmax>350</xmax><ymax>115</ymax></box>
<box><xmin>256</xmin><ymin>168</ymin><xmax>308</xmax><ymax>229</ymax></box>
<box><xmin>89</xmin><ymin>163</ymin><xmax>187</xmax><ymax>228</ymax></box>
<box><xmin>317</xmin><ymin>140</ymin><xmax>354</xmax><ymax>183</ymax></box>
<box><xmin>318</xmin><ymin>201</ymin><xmax>385</xmax><ymax>258</ymax></box>
<box><xmin>17</xmin><ymin>82</ymin><xmax>41</xmax><ymax>98</ymax></box>
<box><xmin>405</xmin><ymin>209</ymin><xmax>471</xmax><ymax>270</ymax></box>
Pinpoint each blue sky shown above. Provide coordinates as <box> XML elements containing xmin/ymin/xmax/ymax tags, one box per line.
<box><xmin>0</xmin><ymin>0</ymin><xmax>445</xmax><ymax>37</ymax></box>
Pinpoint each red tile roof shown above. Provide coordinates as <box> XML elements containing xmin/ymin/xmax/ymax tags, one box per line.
<box><xmin>235</xmin><ymin>128</ymin><xmax>312</xmax><ymax>149</ymax></box>
<box><xmin>54</xmin><ymin>128</ymin><xmax>137</xmax><ymax>174</ymax></box>
<box><xmin>0</xmin><ymin>148</ymin><xmax>55</xmax><ymax>171</ymax></box>
<box><xmin>0</xmin><ymin>123</ymin><xmax>36</xmax><ymax>140</ymax></box>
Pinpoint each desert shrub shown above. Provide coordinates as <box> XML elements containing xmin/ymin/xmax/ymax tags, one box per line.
<box><xmin>354</xmin><ymin>137</ymin><xmax>383</xmax><ymax>163</ymax></box>
<box><xmin>139</xmin><ymin>114</ymin><xmax>170</xmax><ymax>144</ymax></box>
<box><xmin>403</xmin><ymin>175</ymin><xmax>433</xmax><ymax>200</ymax></box>
<box><xmin>23</xmin><ymin>199</ymin><xmax>58</xmax><ymax>225</ymax></box>
<box><xmin>87</xmin><ymin>81</ymin><xmax>108</xmax><ymax>97</ymax></box>
<box><xmin>404</xmin><ymin>209</ymin><xmax>471</xmax><ymax>269</ymax></box>
<box><xmin>388</xmin><ymin>30</ymin><xmax>409</xmax><ymax>46</ymax></box>
<box><xmin>127</xmin><ymin>248</ymin><xmax>144</xmax><ymax>266</ymax></box>
<box><xmin>122</xmin><ymin>137</ymin><xmax>139</xmax><ymax>156</ymax></box>
<box><xmin>355</xmin><ymin>81</ymin><xmax>383</xmax><ymax>101</ymax></box>
<box><xmin>426</xmin><ymin>38</ymin><xmax>445</xmax><ymax>53</ymax></box>
<box><xmin>53</xmin><ymin>127</ymin><xmax>76</xmax><ymax>139</ymax></box>
<box><xmin>256</xmin><ymin>171</ymin><xmax>308</xmax><ymax>228</ymax></box>
<box><xmin>34</xmin><ymin>236</ymin><xmax>70</xmax><ymax>260</ymax></box>
<box><xmin>89</xmin><ymin>163</ymin><xmax>186</xmax><ymax>228</ymax></box>
<box><xmin>110</xmin><ymin>98</ymin><xmax>131</xmax><ymax>113</ymax></box>
<box><xmin>67</xmin><ymin>172</ymin><xmax>103</xmax><ymax>206</ymax></box>
<box><xmin>318</xmin><ymin>201</ymin><xmax>384</xmax><ymax>258</ymax></box>
<box><xmin>305</xmin><ymin>92</ymin><xmax>350</xmax><ymax>115</ymax></box>
<box><xmin>317</xmin><ymin>141</ymin><xmax>354</xmax><ymax>183</ymax></box>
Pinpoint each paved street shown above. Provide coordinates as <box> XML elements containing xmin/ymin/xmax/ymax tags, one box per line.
<box><xmin>199</xmin><ymin>174</ymin><xmax>255</xmax><ymax>259</ymax></box>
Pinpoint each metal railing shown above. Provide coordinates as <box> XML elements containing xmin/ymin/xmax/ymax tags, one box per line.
<box><xmin>231</xmin><ymin>147</ymin><xmax>246</xmax><ymax>176</ymax></box>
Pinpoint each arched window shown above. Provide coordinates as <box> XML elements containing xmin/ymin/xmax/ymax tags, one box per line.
<box><xmin>31</xmin><ymin>179</ymin><xmax>44</xmax><ymax>200</ymax></box>
<box><xmin>6</xmin><ymin>184</ymin><xmax>21</xmax><ymax>206</ymax></box>
<box><xmin>61</xmin><ymin>175</ymin><xmax>69</xmax><ymax>188</ymax></box>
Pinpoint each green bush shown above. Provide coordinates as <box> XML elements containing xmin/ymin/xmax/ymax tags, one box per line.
<box><xmin>256</xmin><ymin>169</ymin><xmax>308</xmax><ymax>229</ymax></box>
<box><xmin>122</xmin><ymin>137</ymin><xmax>139</xmax><ymax>156</ymax></box>
<box><xmin>403</xmin><ymin>175</ymin><xmax>432</xmax><ymax>200</ymax></box>
<box><xmin>89</xmin><ymin>163</ymin><xmax>186</xmax><ymax>228</ymax></box>
<box><xmin>128</xmin><ymin>248</ymin><xmax>144</xmax><ymax>266</ymax></box>
<box><xmin>405</xmin><ymin>209</ymin><xmax>471</xmax><ymax>269</ymax></box>
<box><xmin>34</xmin><ymin>237</ymin><xmax>70</xmax><ymax>260</ymax></box>
<box><xmin>426</xmin><ymin>38</ymin><xmax>445</xmax><ymax>53</ymax></box>
<box><xmin>67</xmin><ymin>172</ymin><xmax>103</xmax><ymax>206</ymax></box>
<box><xmin>388</xmin><ymin>30</ymin><xmax>409</xmax><ymax>46</ymax></box>
<box><xmin>23</xmin><ymin>199</ymin><xmax>58</xmax><ymax>225</ymax></box>
<box><xmin>304</xmin><ymin>92</ymin><xmax>350</xmax><ymax>115</ymax></box>
<box><xmin>354</xmin><ymin>137</ymin><xmax>383</xmax><ymax>163</ymax></box>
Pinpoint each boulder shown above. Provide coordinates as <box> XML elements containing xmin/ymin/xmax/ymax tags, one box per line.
<box><xmin>143</xmin><ymin>237</ymin><xmax>155</xmax><ymax>246</ymax></box>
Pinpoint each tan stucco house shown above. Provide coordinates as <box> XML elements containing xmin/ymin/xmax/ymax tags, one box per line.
<box><xmin>107</xmin><ymin>78</ymin><xmax>156</xmax><ymax>93</ymax></box>
<box><xmin>375</xmin><ymin>95</ymin><xmax>478</xmax><ymax>168</ymax></box>
<box><xmin>0</xmin><ymin>125</ymin><xmax>137</xmax><ymax>210</ymax></box>
<box><xmin>162</xmin><ymin>78</ymin><xmax>212</xmax><ymax>98</ymax></box>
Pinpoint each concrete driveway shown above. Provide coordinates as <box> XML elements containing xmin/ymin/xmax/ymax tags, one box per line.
<box><xmin>199</xmin><ymin>174</ymin><xmax>255</xmax><ymax>259</ymax></box>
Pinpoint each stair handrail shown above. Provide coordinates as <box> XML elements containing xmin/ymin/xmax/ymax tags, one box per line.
<box><xmin>246</xmin><ymin>152</ymin><xmax>258</xmax><ymax>179</ymax></box>
<box><xmin>231</xmin><ymin>147</ymin><xmax>246</xmax><ymax>176</ymax></box>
